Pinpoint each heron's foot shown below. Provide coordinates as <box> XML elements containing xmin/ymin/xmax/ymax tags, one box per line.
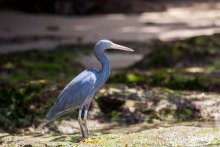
<box><xmin>79</xmin><ymin>138</ymin><xmax>104</xmax><ymax>143</ymax></box>
<box><xmin>79</xmin><ymin>137</ymin><xmax>87</xmax><ymax>143</ymax></box>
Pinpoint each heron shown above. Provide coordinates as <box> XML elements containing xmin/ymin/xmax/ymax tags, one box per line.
<box><xmin>45</xmin><ymin>39</ymin><xmax>133</xmax><ymax>140</ymax></box>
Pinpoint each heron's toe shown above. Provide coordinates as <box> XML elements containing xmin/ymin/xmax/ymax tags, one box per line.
<box><xmin>79</xmin><ymin>138</ymin><xmax>86</xmax><ymax>143</ymax></box>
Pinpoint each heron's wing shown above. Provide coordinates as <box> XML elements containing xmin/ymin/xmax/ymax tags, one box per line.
<box><xmin>46</xmin><ymin>68</ymin><xmax>98</xmax><ymax>122</ymax></box>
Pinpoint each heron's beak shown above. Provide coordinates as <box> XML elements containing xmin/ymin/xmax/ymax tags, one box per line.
<box><xmin>110</xmin><ymin>44</ymin><xmax>134</xmax><ymax>52</ymax></box>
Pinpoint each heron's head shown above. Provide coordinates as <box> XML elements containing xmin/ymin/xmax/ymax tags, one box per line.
<box><xmin>94</xmin><ymin>39</ymin><xmax>134</xmax><ymax>52</ymax></box>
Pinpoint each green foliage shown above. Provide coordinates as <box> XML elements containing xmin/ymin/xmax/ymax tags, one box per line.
<box><xmin>149</xmin><ymin>43</ymin><xmax>183</xmax><ymax>67</ymax></box>
<box><xmin>136</xmin><ymin>34</ymin><xmax>220</xmax><ymax>68</ymax></box>
<box><xmin>149</xmin><ymin>72</ymin><xmax>167</xmax><ymax>86</ymax></box>
<box><xmin>0</xmin><ymin>47</ymin><xmax>88</xmax><ymax>131</ymax></box>
<box><xmin>166</xmin><ymin>74</ymin><xmax>204</xmax><ymax>90</ymax></box>
<box><xmin>109</xmin><ymin>72</ymin><xmax>145</xmax><ymax>84</ymax></box>
<box><xmin>149</xmin><ymin>72</ymin><xmax>207</xmax><ymax>91</ymax></box>
<box><xmin>0</xmin><ymin>49</ymin><xmax>84</xmax><ymax>83</ymax></box>
<box><xmin>126</xmin><ymin>73</ymin><xmax>145</xmax><ymax>83</ymax></box>
<box><xmin>108</xmin><ymin>69</ymin><xmax>218</xmax><ymax>92</ymax></box>
<box><xmin>178</xmin><ymin>109</ymin><xmax>194</xmax><ymax>120</ymax></box>
<box><xmin>124</xmin><ymin>34</ymin><xmax>220</xmax><ymax>92</ymax></box>
<box><xmin>0</xmin><ymin>81</ymin><xmax>53</xmax><ymax>130</ymax></box>
<box><xmin>108</xmin><ymin>111</ymin><xmax>120</xmax><ymax>122</ymax></box>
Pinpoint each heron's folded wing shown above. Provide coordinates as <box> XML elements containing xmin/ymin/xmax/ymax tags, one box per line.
<box><xmin>46</xmin><ymin>69</ymin><xmax>97</xmax><ymax>121</ymax></box>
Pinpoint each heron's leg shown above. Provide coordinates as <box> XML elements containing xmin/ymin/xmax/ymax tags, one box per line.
<box><xmin>78</xmin><ymin>108</ymin><xmax>85</xmax><ymax>138</ymax></box>
<box><xmin>83</xmin><ymin>103</ymin><xmax>91</xmax><ymax>138</ymax></box>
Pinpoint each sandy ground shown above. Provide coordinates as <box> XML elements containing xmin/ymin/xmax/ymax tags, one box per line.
<box><xmin>0</xmin><ymin>2</ymin><xmax>220</xmax><ymax>53</ymax></box>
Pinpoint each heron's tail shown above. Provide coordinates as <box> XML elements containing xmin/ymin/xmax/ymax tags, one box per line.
<box><xmin>45</xmin><ymin>118</ymin><xmax>51</xmax><ymax>124</ymax></box>
<box><xmin>46</xmin><ymin>107</ymin><xmax>71</xmax><ymax>124</ymax></box>
<box><xmin>45</xmin><ymin>111</ymin><xmax>56</xmax><ymax>124</ymax></box>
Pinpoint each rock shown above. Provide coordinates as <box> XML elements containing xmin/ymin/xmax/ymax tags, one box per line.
<box><xmin>120</xmin><ymin>108</ymin><xmax>144</xmax><ymax>124</ymax></box>
<box><xmin>96</xmin><ymin>86</ymin><xmax>220</xmax><ymax>124</ymax></box>
<box><xmin>27</xmin><ymin>127</ymin><xmax>35</xmax><ymax>133</ymax></box>
<box><xmin>0</xmin><ymin>128</ymin><xmax>5</xmax><ymax>133</ymax></box>
<box><xmin>96</xmin><ymin>95</ymin><xmax>125</xmax><ymax>114</ymax></box>
<box><xmin>1</xmin><ymin>126</ymin><xmax>219</xmax><ymax>146</ymax></box>
<box><xmin>138</xmin><ymin>126</ymin><xmax>220</xmax><ymax>146</ymax></box>
<box><xmin>184</xmin><ymin>92</ymin><xmax>220</xmax><ymax>120</ymax></box>
<box><xmin>155</xmin><ymin>99</ymin><xmax>177</xmax><ymax>112</ymax></box>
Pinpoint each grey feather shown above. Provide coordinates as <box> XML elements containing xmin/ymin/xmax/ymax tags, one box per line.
<box><xmin>46</xmin><ymin>68</ymin><xmax>98</xmax><ymax>122</ymax></box>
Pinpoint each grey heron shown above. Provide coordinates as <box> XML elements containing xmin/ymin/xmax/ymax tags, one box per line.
<box><xmin>46</xmin><ymin>40</ymin><xmax>133</xmax><ymax>139</ymax></box>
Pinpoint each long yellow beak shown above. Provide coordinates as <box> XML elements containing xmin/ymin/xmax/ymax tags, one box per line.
<box><xmin>110</xmin><ymin>44</ymin><xmax>134</xmax><ymax>52</ymax></box>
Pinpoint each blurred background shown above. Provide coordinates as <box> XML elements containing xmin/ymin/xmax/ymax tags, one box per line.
<box><xmin>1</xmin><ymin>0</ymin><xmax>220</xmax><ymax>146</ymax></box>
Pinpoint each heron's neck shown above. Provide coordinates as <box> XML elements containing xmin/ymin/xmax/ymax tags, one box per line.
<box><xmin>94</xmin><ymin>50</ymin><xmax>110</xmax><ymax>79</ymax></box>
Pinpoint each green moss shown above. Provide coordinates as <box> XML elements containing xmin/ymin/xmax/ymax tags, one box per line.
<box><xmin>0</xmin><ymin>47</ymin><xmax>90</xmax><ymax>83</ymax></box>
<box><xmin>108</xmin><ymin>111</ymin><xmax>121</xmax><ymax>122</ymax></box>
<box><xmin>165</xmin><ymin>74</ymin><xmax>206</xmax><ymax>90</ymax></box>
<box><xmin>0</xmin><ymin>81</ymin><xmax>54</xmax><ymax>130</ymax></box>
<box><xmin>149</xmin><ymin>72</ymin><xmax>168</xmax><ymax>86</ymax></box>
<box><xmin>136</xmin><ymin>34</ymin><xmax>220</xmax><ymax>69</ymax></box>
<box><xmin>126</xmin><ymin>73</ymin><xmax>145</xmax><ymax>83</ymax></box>
<box><xmin>109</xmin><ymin>72</ymin><xmax>145</xmax><ymax>84</ymax></box>
<box><xmin>149</xmin><ymin>43</ymin><xmax>183</xmax><ymax>67</ymax></box>
<box><xmin>209</xmin><ymin>137</ymin><xmax>220</xmax><ymax>145</ymax></box>
<box><xmin>0</xmin><ymin>46</ymin><xmax>90</xmax><ymax>131</ymax></box>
